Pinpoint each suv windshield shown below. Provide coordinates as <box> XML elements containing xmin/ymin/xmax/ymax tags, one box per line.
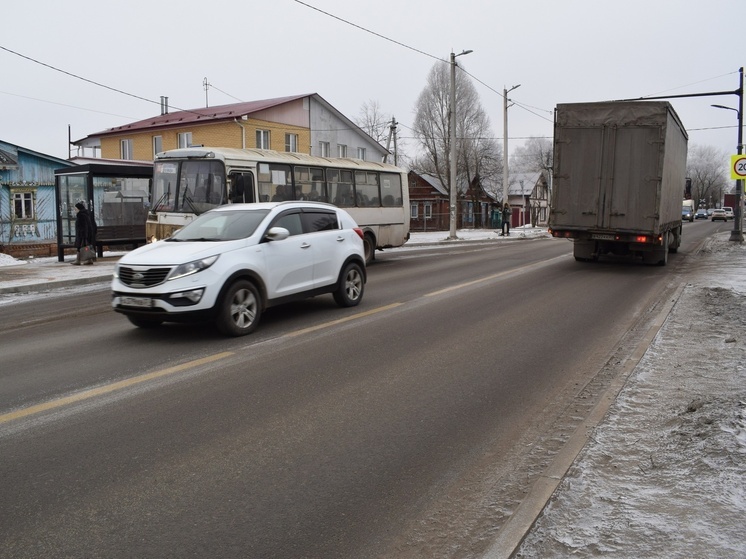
<box><xmin>168</xmin><ymin>209</ymin><xmax>270</xmax><ymax>242</ymax></box>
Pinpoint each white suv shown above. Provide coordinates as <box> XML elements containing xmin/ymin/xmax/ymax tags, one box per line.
<box><xmin>112</xmin><ymin>202</ymin><xmax>366</xmax><ymax>336</ymax></box>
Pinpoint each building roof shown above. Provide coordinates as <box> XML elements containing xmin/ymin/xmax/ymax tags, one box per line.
<box><xmin>508</xmin><ymin>171</ymin><xmax>545</xmax><ymax>196</ymax></box>
<box><xmin>418</xmin><ymin>173</ymin><xmax>448</xmax><ymax>196</ymax></box>
<box><xmin>81</xmin><ymin>94</ymin><xmax>312</xmax><ymax>141</ymax></box>
<box><xmin>0</xmin><ymin>140</ymin><xmax>74</xmax><ymax>169</ymax></box>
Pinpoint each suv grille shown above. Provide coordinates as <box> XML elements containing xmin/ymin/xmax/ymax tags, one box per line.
<box><xmin>118</xmin><ymin>266</ymin><xmax>172</xmax><ymax>288</ymax></box>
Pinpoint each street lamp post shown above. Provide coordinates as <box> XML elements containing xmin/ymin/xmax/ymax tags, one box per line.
<box><xmin>502</xmin><ymin>84</ymin><xmax>521</xmax><ymax>214</ymax></box>
<box><xmin>449</xmin><ymin>49</ymin><xmax>473</xmax><ymax>240</ymax></box>
<box><xmin>712</xmin><ymin>71</ymin><xmax>744</xmax><ymax>242</ymax></box>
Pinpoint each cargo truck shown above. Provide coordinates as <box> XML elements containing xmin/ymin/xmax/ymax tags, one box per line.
<box><xmin>549</xmin><ymin>101</ymin><xmax>688</xmax><ymax>265</ymax></box>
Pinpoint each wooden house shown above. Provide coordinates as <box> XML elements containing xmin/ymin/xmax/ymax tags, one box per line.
<box><xmin>0</xmin><ymin>141</ymin><xmax>75</xmax><ymax>257</ymax></box>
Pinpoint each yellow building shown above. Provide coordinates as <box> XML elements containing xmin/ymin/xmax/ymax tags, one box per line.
<box><xmin>74</xmin><ymin>94</ymin><xmax>388</xmax><ymax>163</ymax></box>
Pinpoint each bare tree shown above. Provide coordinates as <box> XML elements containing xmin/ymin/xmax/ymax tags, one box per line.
<box><xmin>354</xmin><ymin>100</ymin><xmax>410</xmax><ymax>166</ymax></box>
<box><xmin>510</xmin><ymin>137</ymin><xmax>553</xmax><ymax>174</ymax></box>
<box><xmin>412</xmin><ymin>61</ymin><xmax>501</xmax><ymax>202</ymax></box>
<box><xmin>354</xmin><ymin>100</ymin><xmax>390</xmax><ymax>145</ymax></box>
<box><xmin>687</xmin><ymin>144</ymin><xmax>729</xmax><ymax>208</ymax></box>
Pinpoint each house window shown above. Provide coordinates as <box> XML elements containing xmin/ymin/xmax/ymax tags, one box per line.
<box><xmin>120</xmin><ymin>139</ymin><xmax>134</xmax><ymax>159</ymax></box>
<box><xmin>256</xmin><ymin>130</ymin><xmax>270</xmax><ymax>149</ymax></box>
<box><xmin>285</xmin><ymin>133</ymin><xmax>298</xmax><ymax>153</ymax></box>
<box><xmin>319</xmin><ymin>141</ymin><xmax>330</xmax><ymax>157</ymax></box>
<box><xmin>13</xmin><ymin>190</ymin><xmax>35</xmax><ymax>219</ymax></box>
<box><xmin>178</xmin><ymin>132</ymin><xmax>193</xmax><ymax>148</ymax></box>
<box><xmin>337</xmin><ymin>144</ymin><xmax>348</xmax><ymax>158</ymax></box>
<box><xmin>424</xmin><ymin>202</ymin><xmax>432</xmax><ymax>218</ymax></box>
<box><xmin>357</xmin><ymin>147</ymin><xmax>366</xmax><ymax>160</ymax></box>
<box><xmin>410</xmin><ymin>203</ymin><xmax>418</xmax><ymax>219</ymax></box>
<box><xmin>153</xmin><ymin>135</ymin><xmax>163</xmax><ymax>157</ymax></box>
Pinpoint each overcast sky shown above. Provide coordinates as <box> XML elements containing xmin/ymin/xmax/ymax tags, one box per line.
<box><xmin>1</xmin><ymin>0</ymin><xmax>742</xmax><ymax>166</ymax></box>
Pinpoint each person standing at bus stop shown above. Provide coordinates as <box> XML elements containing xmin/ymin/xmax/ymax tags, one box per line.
<box><xmin>72</xmin><ymin>201</ymin><xmax>97</xmax><ymax>265</ymax></box>
<box><xmin>501</xmin><ymin>203</ymin><xmax>511</xmax><ymax>236</ymax></box>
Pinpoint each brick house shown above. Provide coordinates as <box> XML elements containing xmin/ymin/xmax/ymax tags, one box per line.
<box><xmin>408</xmin><ymin>171</ymin><xmax>498</xmax><ymax>231</ymax></box>
<box><xmin>73</xmin><ymin>93</ymin><xmax>388</xmax><ymax>163</ymax></box>
<box><xmin>407</xmin><ymin>172</ymin><xmax>449</xmax><ymax>231</ymax></box>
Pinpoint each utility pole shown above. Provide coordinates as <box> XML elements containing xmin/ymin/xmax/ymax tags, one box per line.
<box><xmin>383</xmin><ymin>117</ymin><xmax>398</xmax><ymax>165</ymax></box>
<box><xmin>449</xmin><ymin>49</ymin><xmax>473</xmax><ymax>240</ymax></box>
<box><xmin>502</xmin><ymin>84</ymin><xmax>521</xmax><ymax>209</ymax></box>
<box><xmin>203</xmin><ymin>77</ymin><xmax>210</xmax><ymax>108</ymax></box>
<box><xmin>711</xmin><ymin>66</ymin><xmax>744</xmax><ymax>242</ymax></box>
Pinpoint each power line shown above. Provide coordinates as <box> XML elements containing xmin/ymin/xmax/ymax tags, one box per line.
<box><xmin>0</xmin><ymin>45</ymin><xmax>158</xmax><ymax>107</ymax></box>
<box><xmin>292</xmin><ymin>1</ymin><xmax>442</xmax><ymax>63</ymax></box>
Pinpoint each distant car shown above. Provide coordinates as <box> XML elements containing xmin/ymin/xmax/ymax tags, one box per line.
<box><xmin>111</xmin><ymin>202</ymin><xmax>367</xmax><ymax>336</ymax></box>
<box><xmin>707</xmin><ymin>208</ymin><xmax>714</xmax><ymax>216</ymax></box>
<box><xmin>695</xmin><ymin>209</ymin><xmax>708</xmax><ymax>220</ymax></box>
<box><xmin>682</xmin><ymin>207</ymin><xmax>694</xmax><ymax>222</ymax></box>
<box><xmin>723</xmin><ymin>206</ymin><xmax>734</xmax><ymax>219</ymax></box>
<box><xmin>711</xmin><ymin>208</ymin><xmax>728</xmax><ymax>222</ymax></box>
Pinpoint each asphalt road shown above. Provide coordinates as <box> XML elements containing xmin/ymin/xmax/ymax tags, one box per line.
<box><xmin>0</xmin><ymin>220</ymin><xmax>726</xmax><ymax>558</ymax></box>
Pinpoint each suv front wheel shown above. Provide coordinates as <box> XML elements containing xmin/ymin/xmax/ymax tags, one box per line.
<box><xmin>216</xmin><ymin>280</ymin><xmax>262</xmax><ymax>336</ymax></box>
<box><xmin>333</xmin><ymin>262</ymin><xmax>365</xmax><ymax>307</ymax></box>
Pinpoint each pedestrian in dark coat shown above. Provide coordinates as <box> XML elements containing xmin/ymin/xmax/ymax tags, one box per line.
<box><xmin>501</xmin><ymin>204</ymin><xmax>511</xmax><ymax>236</ymax></box>
<box><xmin>72</xmin><ymin>201</ymin><xmax>97</xmax><ymax>265</ymax></box>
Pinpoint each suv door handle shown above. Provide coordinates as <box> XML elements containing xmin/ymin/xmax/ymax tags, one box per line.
<box><xmin>336</xmin><ymin>236</ymin><xmax>346</xmax><ymax>242</ymax></box>
<box><xmin>300</xmin><ymin>242</ymin><xmax>311</xmax><ymax>249</ymax></box>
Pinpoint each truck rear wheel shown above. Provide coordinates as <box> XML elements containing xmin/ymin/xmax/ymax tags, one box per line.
<box><xmin>573</xmin><ymin>241</ymin><xmax>598</xmax><ymax>262</ymax></box>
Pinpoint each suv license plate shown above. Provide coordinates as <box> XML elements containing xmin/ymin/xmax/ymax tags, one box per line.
<box><xmin>120</xmin><ymin>296</ymin><xmax>153</xmax><ymax>308</ymax></box>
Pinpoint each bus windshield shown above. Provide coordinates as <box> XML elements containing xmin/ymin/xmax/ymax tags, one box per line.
<box><xmin>152</xmin><ymin>160</ymin><xmax>226</xmax><ymax>214</ymax></box>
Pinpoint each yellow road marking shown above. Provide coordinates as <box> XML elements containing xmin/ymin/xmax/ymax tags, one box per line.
<box><xmin>285</xmin><ymin>303</ymin><xmax>403</xmax><ymax>337</ymax></box>
<box><xmin>0</xmin><ymin>352</ymin><xmax>234</xmax><ymax>425</ymax></box>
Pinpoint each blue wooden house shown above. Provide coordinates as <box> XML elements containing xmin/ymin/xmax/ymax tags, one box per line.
<box><xmin>0</xmin><ymin>140</ymin><xmax>75</xmax><ymax>256</ymax></box>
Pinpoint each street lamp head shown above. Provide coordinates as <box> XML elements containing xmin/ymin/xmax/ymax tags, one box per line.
<box><xmin>459</xmin><ymin>49</ymin><xmax>473</xmax><ymax>56</ymax></box>
<box><xmin>712</xmin><ymin>104</ymin><xmax>739</xmax><ymax>116</ymax></box>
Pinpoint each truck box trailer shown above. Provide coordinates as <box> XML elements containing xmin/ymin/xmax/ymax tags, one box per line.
<box><xmin>550</xmin><ymin>101</ymin><xmax>688</xmax><ymax>265</ymax></box>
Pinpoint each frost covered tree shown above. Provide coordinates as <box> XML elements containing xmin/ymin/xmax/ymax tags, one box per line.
<box><xmin>411</xmin><ymin>60</ymin><xmax>501</xmax><ymax>203</ymax></box>
<box><xmin>686</xmin><ymin>144</ymin><xmax>729</xmax><ymax>208</ymax></box>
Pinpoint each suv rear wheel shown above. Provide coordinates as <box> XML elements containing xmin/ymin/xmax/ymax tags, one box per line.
<box><xmin>215</xmin><ymin>280</ymin><xmax>262</xmax><ymax>336</ymax></box>
<box><xmin>333</xmin><ymin>262</ymin><xmax>365</xmax><ymax>307</ymax></box>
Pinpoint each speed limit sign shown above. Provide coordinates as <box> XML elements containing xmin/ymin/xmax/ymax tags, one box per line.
<box><xmin>731</xmin><ymin>155</ymin><xmax>746</xmax><ymax>180</ymax></box>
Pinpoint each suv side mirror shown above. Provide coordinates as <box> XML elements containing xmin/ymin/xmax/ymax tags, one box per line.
<box><xmin>265</xmin><ymin>226</ymin><xmax>290</xmax><ymax>242</ymax></box>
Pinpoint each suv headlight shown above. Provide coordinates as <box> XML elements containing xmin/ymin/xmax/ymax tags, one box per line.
<box><xmin>168</xmin><ymin>255</ymin><xmax>219</xmax><ymax>281</ymax></box>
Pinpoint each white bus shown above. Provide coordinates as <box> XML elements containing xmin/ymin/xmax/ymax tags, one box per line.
<box><xmin>148</xmin><ymin>147</ymin><xmax>409</xmax><ymax>263</ymax></box>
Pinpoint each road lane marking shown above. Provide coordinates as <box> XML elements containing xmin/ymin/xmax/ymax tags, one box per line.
<box><xmin>424</xmin><ymin>255</ymin><xmax>568</xmax><ymax>297</ymax></box>
<box><xmin>284</xmin><ymin>303</ymin><xmax>403</xmax><ymax>337</ymax></box>
<box><xmin>0</xmin><ymin>352</ymin><xmax>234</xmax><ymax>425</ymax></box>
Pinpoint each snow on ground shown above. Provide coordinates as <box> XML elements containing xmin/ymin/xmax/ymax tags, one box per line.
<box><xmin>515</xmin><ymin>233</ymin><xmax>746</xmax><ymax>558</ymax></box>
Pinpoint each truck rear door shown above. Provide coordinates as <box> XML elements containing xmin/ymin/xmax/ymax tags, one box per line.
<box><xmin>606</xmin><ymin>127</ymin><xmax>660</xmax><ymax>233</ymax></box>
<box><xmin>552</xmin><ymin>127</ymin><xmax>604</xmax><ymax>230</ymax></box>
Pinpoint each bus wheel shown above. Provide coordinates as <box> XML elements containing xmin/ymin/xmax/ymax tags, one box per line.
<box><xmin>363</xmin><ymin>234</ymin><xmax>375</xmax><ymax>264</ymax></box>
<box><xmin>333</xmin><ymin>262</ymin><xmax>365</xmax><ymax>307</ymax></box>
<box><xmin>216</xmin><ymin>280</ymin><xmax>262</xmax><ymax>336</ymax></box>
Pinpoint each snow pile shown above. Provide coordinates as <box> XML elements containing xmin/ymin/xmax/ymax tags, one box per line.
<box><xmin>515</xmin><ymin>234</ymin><xmax>746</xmax><ymax>558</ymax></box>
<box><xmin>0</xmin><ymin>253</ymin><xmax>27</xmax><ymax>267</ymax></box>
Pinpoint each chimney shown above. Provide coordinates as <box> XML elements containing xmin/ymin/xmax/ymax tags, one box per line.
<box><xmin>160</xmin><ymin>96</ymin><xmax>169</xmax><ymax>115</ymax></box>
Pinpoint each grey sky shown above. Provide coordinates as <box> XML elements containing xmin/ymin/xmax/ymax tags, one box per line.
<box><xmin>1</xmin><ymin>0</ymin><xmax>741</xmax><ymax>166</ymax></box>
